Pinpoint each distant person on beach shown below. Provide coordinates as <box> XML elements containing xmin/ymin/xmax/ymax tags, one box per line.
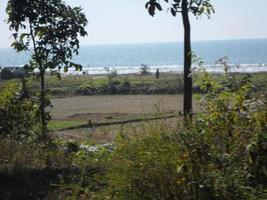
<box><xmin>156</xmin><ymin>68</ymin><xmax>160</xmax><ymax>79</ymax></box>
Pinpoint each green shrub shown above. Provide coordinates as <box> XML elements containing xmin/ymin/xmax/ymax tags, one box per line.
<box><xmin>76</xmin><ymin>85</ymin><xmax>94</xmax><ymax>95</ymax></box>
<box><xmin>0</xmin><ymin>68</ymin><xmax>15</xmax><ymax>80</ymax></box>
<box><xmin>103</xmin><ymin>131</ymin><xmax>180</xmax><ymax>200</ymax></box>
<box><xmin>140</xmin><ymin>64</ymin><xmax>151</xmax><ymax>75</ymax></box>
<box><xmin>0</xmin><ymin>138</ymin><xmax>80</xmax><ymax>200</ymax></box>
<box><xmin>97</xmin><ymin>70</ymin><xmax>267</xmax><ymax>200</ymax></box>
<box><xmin>0</xmin><ymin>81</ymin><xmax>40</xmax><ymax>138</ymax></box>
<box><xmin>120</xmin><ymin>78</ymin><xmax>131</xmax><ymax>94</ymax></box>
<box><xmin>50</xmin><ymin>87</ymin><xmax>66</xmax><ymax>96</ymax></box>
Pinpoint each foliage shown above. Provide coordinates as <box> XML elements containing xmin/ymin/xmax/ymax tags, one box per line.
<box><xmin>105</xmin><ymin>67</ymin><xmax>118</xmax><ymax>79</ymax></box>
<box><xmin>97</xmin><ymin>70</ymin><xmax>267</xmax><ymax>200</ymax></box>
<box><xmin>6</xmin><ymin>0</ymin><xmax>88</xmax><ymax>135</ymax></box>
<box><xmin>0</xmin><ymin>68</ymin><xmax>15</xmax><ymax>80</ymax></box>
<box><xmin>49</xmin><ymin>140</ymin><xmax>114</xmax><ymax>200</ymax></box>
<box><xmin>26</xmin><ymin>73</ymin><xmax>185</xmax><ymax>95</ymax></box>
<box><xmin>105</xmin><ymin>67</ymin><xmax>118</xmax><ymax>84</ymax></box>
<box><xmin>104</xmin><ymin>67</ymin><xmax>120</xmax><ymax>94</ymax></box>
<box><xmin>100</xmin><ymin>130</ymin><xmax>181</xmax><ymax>200</ymax></box>
<box><xmin>0</xmin><ymin>67</ymin><xmax>26</xmax><ymax>80</ymax></box>
<box><xmin>6</xmin><ymin>0</ymin><xmax>87</xmax><ymax>74</ymax></box>
<box><xmin>145</xmin><ymin>0</ymin><xmax>214</xmax><ymax>17</ymax></box>
<box><xmin>0</xmin><ymin>81</ymin><xmax>40</xmax><ymax>138</ymax></box>
<box><xmin>140</xmin><ymin>64</ymin><xmax>151</xmax><ymax>75</ymax></box>
<box><xmin>1</xmin><ymin>71</ymin><xmax>266</xmax><ymax>199</ymax></box>
<box><xmin>120</xmin><ymin>77</ymin><xmax>132</xmax><ymax>94</ymax></box>
<box><xmin>3</xmin><ymin>73</ymin><xmax>265</xmax><ymax>96</ymax></box>
<box><xmin>0</xmin><ymin>137</ymin><xmax>107</xmax><ymax>200</ymax></box>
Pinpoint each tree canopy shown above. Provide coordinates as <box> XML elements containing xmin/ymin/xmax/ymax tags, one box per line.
<box><xmin>6</xmin><ymin>0</ymin><xmax>88</xmax><ymax>77</ymax></box>
<box><xmin>6</xmin><ymin>0</ymin><xmax>88</xmax><ymax>136</ymax></box>
<box><xmin>145</xmin><ymin>0</ymin><xmax>214</xmax><ymax>18</ymax></box>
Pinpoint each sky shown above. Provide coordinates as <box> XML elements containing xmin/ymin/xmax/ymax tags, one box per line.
<box><xmin>1</xmin><ymin>0</ymin><xmax>267</xmax><ymax>48</ymax></box>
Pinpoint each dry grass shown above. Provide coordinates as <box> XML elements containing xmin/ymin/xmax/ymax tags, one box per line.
<box><xmin>50</xmin><ymin>95</ymin><xmax>196</xmax><ymax>120</ymax></box>
<box><xmin>50</xmin><ymin>95</ymin><xmax>200</xmax><ymax>143</ymax></box>
<box><xmin>52</xmin><ymin>117</ymin><xmax>182</xmax><ymax>144</ymax></box>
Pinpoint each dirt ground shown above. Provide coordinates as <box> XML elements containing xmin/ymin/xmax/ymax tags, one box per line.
<box><xmin>50</xmin><ymin>95</ymin><xmax>197</xmax><ymax>143</ymax></box>
<box><xmin>51</xmin><ymin>95</ymin><xmax>185</xmax><ymax>120</ymax></box>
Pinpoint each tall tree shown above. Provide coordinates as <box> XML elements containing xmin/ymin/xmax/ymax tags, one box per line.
<box><xmin>145</xmin><ymin>0</ymin><xmax>214</xmax><ymax>117</ymax></box>
<box><xmin>6</xmin><ymin>0</ymin><xmax>88</xmax><ymax>136</ymax></box>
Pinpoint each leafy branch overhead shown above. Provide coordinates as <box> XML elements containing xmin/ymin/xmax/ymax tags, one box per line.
<box><xmin>7</xmin><ymin>0</ymin><xmax>88</xmax><ymax>75</ymax></box>
<box><xmin>145</xmin><ymin>0</ymin><xmax>214</xmax><ymax>17</ymax></box>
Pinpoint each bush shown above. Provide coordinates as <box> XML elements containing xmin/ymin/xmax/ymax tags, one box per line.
<box><xmin>0</xmin><ymin>67</ymin><xmax>26</xmax><ymax>80</ymax></box>
<box><xmin>97</xmin><ymin>70</ymin><xmax>267</xmax><ymax>200</ymax></box>
<box><xmin>0</xmin><ymin>138</ymin><xmax>81</xmax><ymax>200</ymax></box>
<box><xmin>103</xmin><ymin>131</ymin><xmax>180</xmax><ymax>200</ymax></box>
<box><xmin>50</xmin><ymin>87</ymin><xmax>66</xmax><ymax>96</ymax></box>
<box><xmin>120</xmin><ymin>78</ymin><xmax>131</xmax><ymax>94</ymax></box>
<box><xmin>140</xmin><ymin>64</ymin><xmax>151</xmax><ymax>75</ymax></box>
<box><xmin>0</xmin><ymin>68</ymin><xmax>15</xmax><ymax>80</ymax></box>
<box><xmin>76</xmin><ymin>85</ymin><xmax>94</xmax><ymax>95</ymax></box>
<box><xmin>0</xmin><ymin>81</ymin><xmax>40</xmax><ymax>138</ymax></box>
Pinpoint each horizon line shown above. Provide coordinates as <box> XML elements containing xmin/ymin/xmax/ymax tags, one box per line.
<box><xmin>1</xmin><ymin>37</ymin><xmax>267</xmax><ymax>49</ymax></box>
<box><xmin>78</xmin><ymin>37</ymin><xmax>267</xmax><ymax>47</ymax></box>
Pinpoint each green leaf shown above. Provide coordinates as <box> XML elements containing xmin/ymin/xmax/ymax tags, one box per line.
<box><xmin>11</xmin><ymin>41</ymin><xmax>25</xmax><ymax>52</ymax></box>
<box><xmin>154</xmin><ymin>3</ymin><xmax>162</xmax><ymax>11</ymax></box>
<box><xmin>148</xmin><ymin>4</ymin><xmax>156</xmax><ymax>16</ymax></box>
<box><xmin>207</xmin><ymin>8</ymin><xmax>211</xmax><ymax>15</ymax></box>
<box><xmin>200</xmin><ymin>7</ymin><xmax>204</xmax><ymax>14</ymax></box>
<box><xmin>171</xmin><ymin>8</ymin><xmax>176</xmax><ymax>16</ymax></box>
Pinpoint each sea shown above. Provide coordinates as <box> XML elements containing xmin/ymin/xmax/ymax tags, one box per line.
<box><xmin>0</xmin><ymin>39</ymin><xmax>267</xmax><ymax>74</ymax></box>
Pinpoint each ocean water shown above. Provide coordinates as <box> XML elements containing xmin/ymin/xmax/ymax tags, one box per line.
<box><xmin>0</xmin><ymin>39</ymin><xmax>267</xmax><ymax>74</ymax></box>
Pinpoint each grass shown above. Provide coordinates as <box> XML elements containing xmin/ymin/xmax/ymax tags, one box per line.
<box><xmin>48</xmin><ymin>95</ymin><xmax>187</xmax><ymax>142</ymax></box>
<box><xmin>49</xmin><ymin>94</ymin><xmax>187</xmax><ymax>141</ymax></box>
<box><xmin>1</xmin><ymin>72</ymin><xmax>266</xmax><ymax>142</ymax></box>
<box><xmin>48</xmin><ymin>120</ymin><xmax>88</xmax><ymax>131</ymax></box>
<box><xmin>1</xmin><ymin>72</ymin><xmax>266</xmax><ymax>96</ymax></box>
<box><xmin>0</xmin><ymin>137</ymin><xmax>104</xmax><ymax>200</ymax></box>
<box><xmin>50</xmin><ymin>117</ymin><xmax>183</xmax><ymax>143</ymax></box>
<box><xmin>1</xmin><ymin>72</ymin><xmax>266</xmax><ymax>199</ymax></box>
<box><xmin>50</xmin><ymin>95</ymin><xmax>187</xmax><ymax>120</ymax></box>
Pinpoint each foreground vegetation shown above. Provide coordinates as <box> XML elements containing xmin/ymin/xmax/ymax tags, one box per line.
<box><xmin>0</xmin><ymin>70</ymin><xmax>266</xmax><ymax>199</ymax></box>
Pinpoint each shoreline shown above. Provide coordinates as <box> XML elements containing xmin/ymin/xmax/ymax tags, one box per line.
<box><xmin>1</xmin><ymin>63</ymin><xmax>267</xmax><ymax>76</ymax></box>
<box><xmin>66</xmin><ymin>67</ymin><xmax>267</xmax><ymax>77</ymax></box>
<box><xmin>64</xmin><ymin>63</ymin><xmax>267</xmax><ymax>76</ymax></box>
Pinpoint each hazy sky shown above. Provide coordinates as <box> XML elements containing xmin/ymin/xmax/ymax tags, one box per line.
<box><xmin>1</xmin><ymin>0</ymin><xmax>267</xmax><ymax>48</ymax></box>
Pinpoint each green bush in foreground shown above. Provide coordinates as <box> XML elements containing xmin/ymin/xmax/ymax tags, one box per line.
<box><xmin>0</xmin><ymin>138</ymin><xmax>76</xmax><ymax>200</ymax></box>
<box><xmin>96</xmin><ymin>72</ymin><xmax>267</xmax><ymax>200</ymax></box>
<box><xmin>0</xmin><ymin>71</ymin><xmax>266</xmax><ymax>200</ymax></box>
<box><xmin>0</xmin><ymin>81</ymin><xmax>40</xmax><ymax>139</ymax></box>
<box><xmin>0</xmin><ymin>137</ymin><xmax>107</xmax><ymax>200</ymax></box>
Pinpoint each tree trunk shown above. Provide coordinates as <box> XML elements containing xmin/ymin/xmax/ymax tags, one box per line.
<box><xmin>182</xmin><ymin>0</ymin><xmax>193</xmax><ymax>118</ymax></box>
<box><xmin>40</xmin><ymin>69</ymin><xmax>46</xmax><ymax>137</ymax></box>
<box><xmin>29</xmin><ymin>21</ymin><xmax>47</xmax><ymax>137</ymax></box>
